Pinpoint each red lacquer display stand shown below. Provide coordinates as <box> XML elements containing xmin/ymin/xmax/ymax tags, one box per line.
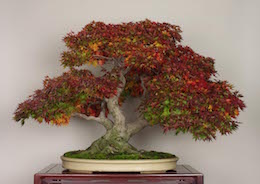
<box><xmin>34</xmin><ymin>164</ymin><xmax>203</xmax><ymax>184</ymax></box>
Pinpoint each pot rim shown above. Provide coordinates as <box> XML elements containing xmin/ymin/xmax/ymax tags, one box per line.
<box><xmin>61</xmin><ymin>156</ymin><xmax>179</xmax><ymax>163</ymax></box>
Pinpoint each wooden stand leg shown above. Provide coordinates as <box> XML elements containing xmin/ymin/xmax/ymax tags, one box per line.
<box><xmin>34</xmin><ymin>174</ymin><xmax>41</xmax><ymax>184</ymax></box>
<box><xmin>197</xmin><ymin>175</ymin><xmax>204</xmax><ymax>184</ymax></box>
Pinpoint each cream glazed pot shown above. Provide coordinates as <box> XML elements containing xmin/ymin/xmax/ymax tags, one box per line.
<box><xmin>61</xmin><ymin>156</ymin><xmax>179</xmax><ymax>173</ymax></box>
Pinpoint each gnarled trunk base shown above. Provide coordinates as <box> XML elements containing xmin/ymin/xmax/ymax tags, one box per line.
<box><xmin>84</xmin><ymin>128</ymin><xmax>138</xmax><ymax>154</ymax></box>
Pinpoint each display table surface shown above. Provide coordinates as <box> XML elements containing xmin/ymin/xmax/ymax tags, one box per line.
<box><xmin>34</xmin><ymin>164</ymin><xmax>203</xmax><ymax>184</ymax></box>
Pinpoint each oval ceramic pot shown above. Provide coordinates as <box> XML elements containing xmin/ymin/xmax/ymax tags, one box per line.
<box><xmin>61</xmin><ymin>156</ymin><xmax>179</xmax><ymax>173</ymax></box>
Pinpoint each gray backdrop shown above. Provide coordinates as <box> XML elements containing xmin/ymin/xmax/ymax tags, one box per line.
<box><xmin>1</xmin><ymin>0</ymin><xmax>259</xmax><ymax>184</ymax></box>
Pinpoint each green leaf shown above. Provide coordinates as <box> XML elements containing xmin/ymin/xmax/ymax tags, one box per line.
<box><xmin>175</xmin><ymin>128</ymin><xmax>181</xmax><ymax>135</ymax></box>
<box><xmin>21</xmin><ymin>119</ymin><xmax>25</xmax><ymax>126</ymax></box>
<box><xmin>199</xmin><ymin>134</ymin><xmax>207</xmax><ymax>140</ymax></box>
<box><xmin>144</xmin><ymin>113</ymin><xmax>151</xmax><ymax>121</ymax></box>
<box><xmin>173</xmin><ymin>108</ymin><xmax>181</xmax><ymax>115</ymax></box>
<box><xmin>162</xmin><ymin>107</ymin><xmax>170</xmax><ymax>117</ymax></box>
<box><xmin>164</xmin><ymin>99</ymin><xmax>170</xmax><ymax>105</ymax></box>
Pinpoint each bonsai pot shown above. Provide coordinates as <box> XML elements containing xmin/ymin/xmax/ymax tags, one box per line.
<box><xmin>61</xmin><ymin>156</ymin><xmax>179</xmax><ymax>173</ymax></box>
<box><xmin>61</xmin><ymin>149</ymin><xmax>178</xmax><ymax>173</ymax></box>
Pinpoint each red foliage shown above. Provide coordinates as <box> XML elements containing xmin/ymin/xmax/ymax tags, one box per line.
<box><xmin>14</xmin><ymin>69</ymin><xmax>119</xmax><ymax>125</ymax></box>
<box><xmin>14</xmin><ymin>19</ymin><xmax>245</xmax><ymax>140</ymax></box>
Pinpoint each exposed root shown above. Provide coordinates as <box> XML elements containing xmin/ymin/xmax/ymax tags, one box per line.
<box><xmin>84</xmin><ymin>128</ymin><xmax>139</xmax><ymax>155</ymax></box>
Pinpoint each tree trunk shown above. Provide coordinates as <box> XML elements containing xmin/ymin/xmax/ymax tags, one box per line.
<box><xmin>75</xmin><ymin>68</ymin><xmax>149</xmax><ymax>155</ymax></box>
<box><xmin>85</xmin><ymin>127</ymin><xmax>138</xmax><ymax>154</ymax></box>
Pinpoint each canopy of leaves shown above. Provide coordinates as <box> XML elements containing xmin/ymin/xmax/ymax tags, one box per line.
<box><xmin>14</xmin><ymin>19</ymin><xmax>245</xmax><ymax>141</ymax></box>
<box><xmin>14</xmin><ymin>69</ymin><xmax>119</xmax><ymax>125</ymax></box>
<box><xmin>142</xmin><ymin>74</ymin><xmax>245</xmax><ymax>140</ymax></box>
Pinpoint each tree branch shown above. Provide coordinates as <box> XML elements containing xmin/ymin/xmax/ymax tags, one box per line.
<box><xmin>93</xmin><ymin>55</ymin><xmax>116</xmax><ymax>61</ymax></box>
<box><xmin>103</xmin><ymin>63</ymin><xmax>128</xmax><ymax>133</ymax></box>
<box><xmin>126</xmin><ymin>76</ymin><xmax>149</xmax><ymax>137</ymax></box>
<box><xmin>105</xmin><ymin>96</ymin><xmax>126</xmax><ymax>133</ymax></box>
<box><xmin>140</xmin><ymin>76</ymin><xmax>147</xmax><ymax>98</ymax></box>
<box><xmin>127</xmin><ymin>116</ymin><xmax>149</xmax><ymax>137</ymax></box>
<box><xmin>116</xmin><ymin>70</ymin><xmax>126</xmax><ymax>96</ymax></box>
<box><xmin>72</xmin><ymin>112</ymin><xmax>113</xmax><ymax>130</ymax></box>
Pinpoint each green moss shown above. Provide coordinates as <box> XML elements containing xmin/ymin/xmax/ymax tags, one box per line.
<box><xmin>64</xmin><ymin>150</ymin><xmax>175</xmax><ymax>160</ymax></box>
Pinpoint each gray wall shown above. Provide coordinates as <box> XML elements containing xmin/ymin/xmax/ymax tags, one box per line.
<box><xmin>1</xmin><ymin>0</ymin><xmax>259</xmax><ymax>184</ymax></box>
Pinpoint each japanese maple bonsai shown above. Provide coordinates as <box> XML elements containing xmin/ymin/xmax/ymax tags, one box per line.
<box><xmin>14</xmin><ymin>20</ymin><xmax>245</xmax><ymax>163</ymax></box>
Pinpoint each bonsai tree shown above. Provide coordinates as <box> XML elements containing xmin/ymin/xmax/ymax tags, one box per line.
<box><xmin>14</xmin><ymin>20</ymin><xmax>245</xmax><ymax>157</ymax></box>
